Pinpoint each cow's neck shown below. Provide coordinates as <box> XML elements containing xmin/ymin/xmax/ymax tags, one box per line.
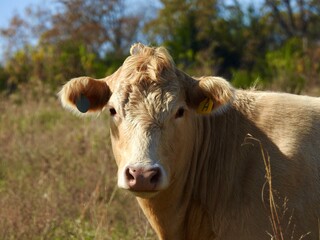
<box><xmin>137</xmin><ymin>94</ymin><xmax>256</xmax><ymax>239</ymax></box>
<box><xmin>136</xmin><ymin>173</ymin><xmax>216</xmax><ymax>239</ymax></box>
<box><xmin>188</xmin><ymin>110</ymin><xmax>246</xmax><ymax>234</ymax></box>
<box><xmin>186</xmin><ymin>97</ymin><xmax>257</xmax><ymax>234</ymax></box>
<box><xmin>136</xmin><ymin>184</ymin><xmax>190</xmax><ymax>239</ymax></box>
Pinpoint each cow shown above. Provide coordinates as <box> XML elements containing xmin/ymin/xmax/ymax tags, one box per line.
<box><xmin>59</xmin><ymin>43</ymin><xmax>320</xmax><ymax>240</ymax></box>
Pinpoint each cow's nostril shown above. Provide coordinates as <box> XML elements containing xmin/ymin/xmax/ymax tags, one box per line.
<box><xmin>150</xmin><ymin>168</ymin><xmax>161</xmax><ymax>184</ymax></box>
<box><xmin>125</xmin><ymin>168</ymin><xmax>135</xmax><ymax>181</ymax></box>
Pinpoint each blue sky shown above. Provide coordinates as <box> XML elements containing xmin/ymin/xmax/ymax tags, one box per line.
<box><xmin>0</xmin><ymin>0</ymin><xmax>156</xmax><ymax>28</ymax></box>
<box><xmin>0</xmin><ymin>0</ymin><xmax>45</xmax><ymax>26</ymax></box>
<box><xmin>0</xmin><ymin>0</ymin><xmax>260</xmax><ymax>28</ymax></box>
<box><xmin>0</xmin><ymin>0</ymin><xmax>45</xmax><ymax>60</ymax></box>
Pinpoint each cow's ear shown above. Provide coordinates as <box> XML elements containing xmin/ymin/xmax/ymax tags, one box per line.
<box><xmin>58</xmin><ymin>76</ymin><xmax>111</xmax><ymax>115</ymax></box>
<box><xmin>186</xmin><ymin>76</ymin><xmax>234</xmax><ymax>114</ymax></box>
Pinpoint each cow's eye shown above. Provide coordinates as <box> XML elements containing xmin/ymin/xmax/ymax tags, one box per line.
<box><xmin>175</xmin><ymin>107</ymin><xmax>185</xmax><ymax>119</ymax></box>
<box><xmin>109</xmin><ymin>108</ymin><xmax>117</xmax><ymax>116</ymax></box>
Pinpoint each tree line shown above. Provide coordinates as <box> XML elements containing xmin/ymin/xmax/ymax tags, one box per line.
<box><xmin>0</xmin><ymin>0</ymin><xmax>320</xmax><ymax>95</ymax></box>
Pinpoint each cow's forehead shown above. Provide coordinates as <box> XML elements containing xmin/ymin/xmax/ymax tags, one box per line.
<box><xmin>110</xmin><ymin>48</ymin><xmax>184</xmax><ymax>121</ymax></box>
<box><xmin>114</xmin><ymin>44</ymin><xmax>178</xmax><ymax>87</ymax></box>
<box><xmin>112</xmin><ymin>78</ymin><xmax>182</xmax><ymax>125</ymax></box>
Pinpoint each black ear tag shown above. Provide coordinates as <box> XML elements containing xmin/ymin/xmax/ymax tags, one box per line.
<box><xmin>76</xmin><ymin>94</ymin><xmax>90</xmax><ymax>113</ymax></box>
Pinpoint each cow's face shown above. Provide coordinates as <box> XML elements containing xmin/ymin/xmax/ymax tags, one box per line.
<box><xmin>108</xmin><ymin>76</ymin><xmax>194</xmax><ymax>197</ymax></box>
<box><xmin>59</xmin><ymin>43</ymin><xmax>233</xmax><ymax>198</ymax></box>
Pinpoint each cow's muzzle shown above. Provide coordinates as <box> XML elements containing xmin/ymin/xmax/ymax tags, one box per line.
<box><xmin>125</xmin><ymin>165</ymin><xmax>161</xmax><ymax>192</ymax></box>
<box><xmin>118</xmin><ymin>162</ymin><xmax>169</xmax><ymax>196</ymax></box>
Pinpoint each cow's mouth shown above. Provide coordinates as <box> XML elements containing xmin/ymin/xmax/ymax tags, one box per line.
<box><xmin>128</xmin><ymin>190</ymin><xmax>160</xmax><ymax>199</ymax></box>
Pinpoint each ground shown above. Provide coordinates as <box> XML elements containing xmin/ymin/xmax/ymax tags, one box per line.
<box><xmin>0</xmin><ymin>92</ymin><xmax>156</xmax><ymax>239</ymax></box>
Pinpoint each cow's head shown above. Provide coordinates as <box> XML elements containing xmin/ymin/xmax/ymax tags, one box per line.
<box><xmin>59</xmin><ymin>43</ymin><xmax>233</xmax><ymax>198</ymax></box>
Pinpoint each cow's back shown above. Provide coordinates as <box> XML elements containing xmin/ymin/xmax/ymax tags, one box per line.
<box><xmin>255</xmin><ymin>92</ymin><xmax>320</xmax><ymax>153</ymax></box>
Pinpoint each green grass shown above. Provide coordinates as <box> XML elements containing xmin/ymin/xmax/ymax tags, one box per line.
<box><xmin>0</xmin><ymin>94</ymin><xmax>156</xmax><ymax>239</ymax></box>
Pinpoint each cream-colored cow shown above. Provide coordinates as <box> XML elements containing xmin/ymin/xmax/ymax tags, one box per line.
<box><xmin>59</xmin><ymin>43</ymin><xmax>320</xmax><ymax>240</ymax></box>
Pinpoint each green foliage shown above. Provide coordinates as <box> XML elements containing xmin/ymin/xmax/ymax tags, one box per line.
<box><xmin>103</xmin><ymin>53</ymin><xmax>126</xmax><ymax>76</ymax></box>
<box><xmin>1</xmin><ymin>0</ymin><xmax>320</xmax><ymax>94</ymax></box>
<box><xmin>164</xmin><ymin>11</ymin><xmax>197</xmax><ymax>68</ymax></box>
<box><xmin>0</xmin><ymin>41</ymin><xmax>112</xmax><ymax>94</ymax></box>
<box><xmin>231</xmin><ymin>70</ymin><xmax>258</xmax><ymax>89</ymax></box>
<box><xmin>145</xmin><ymin>0</ymin><xmax>320</xmax><ymax>92</ymax></box>
<box><xmin>266</xmin><ymin>38</ymin><xmax>306</xmax><ymax>93</ymax></box>
<box><xmin>3</xmin><ymin>48</ymin><xmax>33</xmax><ymax>92</ymax></box>
<box><xmin>0</xmin><ymin>65</ymin><xmax>9</xmax><ymax>91</ymax></box>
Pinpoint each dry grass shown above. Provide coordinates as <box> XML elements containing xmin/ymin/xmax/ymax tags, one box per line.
<box><xmin>257</xmin><ymin>135</ymin><xmax>285</xmax><ymax>240</ymax></box>
<box><xmin>1</xmin><ymin>88</ymin><xmax>318</xmax><ymax>240</ymax></box>
<box><xmin>0</xmin><ymin>93</ymin><xmax>156</xmax><ymax>239</ymax></box>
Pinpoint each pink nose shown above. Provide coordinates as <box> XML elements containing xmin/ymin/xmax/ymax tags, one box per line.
<box><xmin>125</xmin><ymin>166</ymin><xmax>161</xmax><ymax>192</ymax></box>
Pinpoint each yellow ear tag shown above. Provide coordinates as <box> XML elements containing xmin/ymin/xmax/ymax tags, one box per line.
<box><xmin>197</xmin><ymin>98</ymin><xmax>214</xmax><ymax>114</ymax></box>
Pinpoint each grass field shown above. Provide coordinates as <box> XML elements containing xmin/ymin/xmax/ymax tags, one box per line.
<box><xmin>0</xmin><ymin>92</ymin><xmax>156</xmax><ymax>239</ymax></box>
<box><xmin>1</xmin><ymin>85</ymin><xmax>318</xmax><ymax>240</ymax></box>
